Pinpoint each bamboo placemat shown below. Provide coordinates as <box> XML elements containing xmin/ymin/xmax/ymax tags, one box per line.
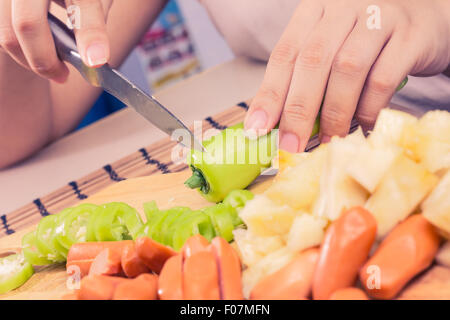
<box><xmin>0</xmin><ymin>101</ymin><xmax>251</xmax><ymax>238</ymax></box>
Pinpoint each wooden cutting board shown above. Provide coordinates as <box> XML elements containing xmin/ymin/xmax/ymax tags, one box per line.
<box><xmin>0</xmin><ymin>171</ymin><xmax>448</xmax><ymax>300</ymax></box>
<box><xmin>0</xmin><ymin>171</ymin><xmax>271</xmax><ymax>300</ymax></box>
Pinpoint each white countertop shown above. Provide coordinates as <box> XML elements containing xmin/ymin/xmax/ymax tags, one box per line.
<box><xmin>0</xmin><ymin>57</ymin><xmax>266</xmax><ymax>214</ymax></box>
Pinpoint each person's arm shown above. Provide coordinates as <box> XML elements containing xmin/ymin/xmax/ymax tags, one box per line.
<box><xmin>0</xmin><ymin>0</ymin><xmax>167</xmax><ymax>169</ymax></box>
<box><xmin>244</xmin><ymin>0</ymin><xmax>450</xmax><ymax>152</ymax></box>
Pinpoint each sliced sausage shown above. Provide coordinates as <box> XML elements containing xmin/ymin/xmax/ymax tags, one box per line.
<box><xmin>329</xmin><ymin>287</ymin><xmax>369</xmax><ymax>300</ymax></box>
<box><xmin>209</xmin><ymin>237</ymin><xmax>243</xmax><ymax>300</ymax></box>
<box><xmin>89</xmin><ymin>248</ymin><xmax>123</xmax><ymax>276</ymax></box>
<box><xmin>313</xmin><ymin>206</ymin><xmax>377</xmax><ymax>300</ymax></box>
<box><xmin>183</xmin><ymin>251</ymin><xmax>220</xmax><ymax>300</ymax></box>
<box><xmin>121</xmin><ymin>242</ymin><xmax>150</xmax><ymax>278</ymax></box>
<box><xmin>113</xmin><ymin>274</ymin><xmax>158</xmax><ymax>300</ymax></box>
<box><xmin>78</xmin><ymin>275</ymin><xmax>127</xmax><ymax>300</ymax></box>
<box><xmin>135</xmin><ymin>237</ymin><xmax>177</xmax><ymax>274</ymax></box>
<box><xmin>158</xmin><ymin>254</ymin><xmax>183</xmax><ymax>300</ymax></box>
<box><xmin>182</xmin><ymin>234</ymin><xmax>209</xmax><ymax>258</ymax></box>
<box><xmin>67</xmin><ymin>241</ymin><xmax>132</xmax><ymax>276</ymax></box>
<box><xmin>360</xmin><ymin>214</ymin><xmax>440</xmax><ymax>299</ymax></box>
<box><xmin>251</xmin><ymin>247</ymin><xmax>319</xmax><ymax>300</ymax></box>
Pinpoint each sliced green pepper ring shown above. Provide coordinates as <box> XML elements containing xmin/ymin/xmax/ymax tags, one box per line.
<box><xmin>86</xmin><ymin>206</ymin><xmax>102</xmax><ymax>242</ymax></box>
<box><xmin>203</xmin><ymin>203</ymin><xmax>235</xmax><ymax>242</ymax></box>
<box><xmin>36</xmin><ymin>215</ymin><xmax>65</xmax><ymax>263</ymax></box>
<box><xmin>223</xmin><ymin>190</ymin><xmax>254</xmax><ymax>212</ymax></box>
<box><xmin>145</xmin><ymin>209</ymin><xmax>170</xmax><ymax>243</ymax></box>
<box><xmin>172</xmin><ymin>211</ymin><xmax>215</xmax><ymax>251</ymax></box>
<box><xmin>0</xmin><ymin>254</ymin><xmax>34</xmax><ymax>294</ymax></box>
<box><xmin>22</xmin><ymin>231</ymin><xmax>52</xmax><ymax>266</ymax></box>
<box><xmin>159</xmin><ymin>207</ymin><xmax>191</xmax><ymax>247</ymax></box>
<box><xmin>94</xmin><ymin>202</ymin><xmax>144</xmax><ymax>241</ymax></box>
<box><xmin>143</xmin><ymin>201</ymin><xmax>160</xmax><ymax>222</ymax></box>
<box><xmin>57</xmin><ymin>204</ymin><xmax>98</xmax><ymax>248</ymax></box>
<box><xmin>51</xmin><ymin>208</ymin><xmax>73</xmax><ymax>259</ymax></box>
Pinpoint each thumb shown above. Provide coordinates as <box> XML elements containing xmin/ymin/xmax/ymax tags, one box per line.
<box><xmin>66</xmin><ymin>0</ymin><xmax>110</xmax><ymax>67</ymax></box>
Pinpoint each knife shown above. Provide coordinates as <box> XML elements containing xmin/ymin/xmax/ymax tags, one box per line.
<box><xmin>47</xmin><ymin>13</ymin><xmax>204</xmax><ymax>152</ymax></box>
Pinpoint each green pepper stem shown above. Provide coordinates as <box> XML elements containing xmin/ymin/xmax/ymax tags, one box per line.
<box><xmin>185</xmin><ymin>170</ymin><xmax>206</xmax><ymax>190</ymax></box>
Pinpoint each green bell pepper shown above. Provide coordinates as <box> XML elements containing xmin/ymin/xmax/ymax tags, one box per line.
<box><xmin>185</xmin><ymin>123</ymin><xmax>279</xmax><ymax>202</ymax></box>
<box><xmin>0</xmin><ymin>254</ymin><xmax>34</xmax><ymax>294</ymax></box>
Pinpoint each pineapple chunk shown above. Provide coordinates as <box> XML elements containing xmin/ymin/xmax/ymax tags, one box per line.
<box><xmin>313</xmin><ymin>129</ymin><xmax>369</xmax><ymax>221</ymax></box>
<box><xmin>266</xmin><ymin>144</ymin><xmax>328</xmax><ymax>211</ymax></box>
<box><xmin>232</xmin><ymin>228</ymin><xmax>284</xmax><ymax>267</ymax></box>
<box><xmin>369</xmin><ymin>108</ymin><xmax>418</xmax><ymax>148</ymax></box>
<box><xmin>286</xmin><ymin>213</ymin><xmax>328</xmax><ymax>252</ymax></box>
<box><xmin>241</xmin><ymin>247</ymin><xmax>295</xmax><ymax>299</ymax></box>
<box><xmin>400</xmin><ymin>110</ymin><xmax>450</xmax><ymax>172</ymax></box>
<box><xmin>239</xmin><ymin>195</ymin><xmax>298</xmax><ymax>237</ymax></box>
<box><xmin>275</xmin><ymin>149</ymin><xmax>310</xmax><ymax>173</ymax></box>
<box><xmin>422</xmin><ymin>170</ymin><xmax>450</xmax><ymax>238</ymax></box>
<box><xmin>365</xmin><ymin>154</ymin><xmax>439</xmax><ymax>239</ymax></box>
<box><xmin>347</xmin><ymin>141</ymin><xmax>401</xmax><ymax>193</ymax></box>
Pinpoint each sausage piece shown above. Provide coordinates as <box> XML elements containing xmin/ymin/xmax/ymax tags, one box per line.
<box><xmin>183</xmin><ymin>251</ymin><xmax>220</xmax><ymax>300</ymax></box>
<box><xmin>313</xmin><ymin>207</ymin><xmax>377</xmax><ymax>300</ymax></box>
<box><xmin>121</xmin><ymin>243</ymin><xmax>151</xmax><ymax>278</ymax></box>
<box><xmin>113</xmin><ymin>274</ymin><xmax>158</xmax><ymax>300</ymax></box>
<box><xmin>209</xmin><ymin>237</ymin><xmax>243</xmax><ymax>300</ymax></box>
<box><xmin>182</xmin><ymin>234</ymin><xmax>209</xmax><ymax>258</ymax></box>
<box><xmin>67</xmin><ymin>241</ymin><xmax>132</xmax><ymax>276</ymax></box>
<box><xmin>329</xmin><ymin>288</ymin><xmax>369</xmax><ymax>300</ymax></box>
<box><xmin>251</xmin><ymin>247</ymin><xmax>319</xmax><ymax>300</ymax></box>
<box><xmin>135</xmin><ymin>237</ymin><xmax>177</xmax><ymax>274</ymax></box>
<box><xmin>67</xmin><ymin>241</ymin><xmax>132</xmax><ymax>261</ymax></box>
<box><xmin>89</xmin><ymin>248</ymin><xmax>123</xmax><ymax>276</ymax></box>
<box><xmin>78</xmin><ymin>275</ymin><xmax>127</xmax><ymax>300</ymax></box>
<box><xmin>360</xmin><ymin>214</ymin><xmax>440</xmax><ymax>299</ymax></box>
<box><xmin>158</xmin><ymin>254</ymin><xmax>183</xmax><ymax>300</ymax></box>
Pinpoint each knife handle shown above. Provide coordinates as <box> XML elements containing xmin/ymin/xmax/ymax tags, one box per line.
<box><xmin>48</xmin><ymin>13</ymin><xmax>101</xmax><ymax>86</ymax></box>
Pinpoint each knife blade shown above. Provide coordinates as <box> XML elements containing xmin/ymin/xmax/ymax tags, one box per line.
<box><xmin>48</xmin><ymin>13</ymin><xmax>204</xmax><ymax>152</ymax></box>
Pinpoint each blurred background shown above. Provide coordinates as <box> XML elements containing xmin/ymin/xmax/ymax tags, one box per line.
<box><xmin>77</xmin><ymin>0</ymin><xmax>235</xmax><ymax>129</ymax></box>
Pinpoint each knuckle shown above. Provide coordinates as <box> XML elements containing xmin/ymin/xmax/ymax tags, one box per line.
<box><xmin>367</xmin><ymin>75</ymin><xmax>396</xmax><ymax>96</ymax></box>
<box><xmin>270</xmin><ymin>41</ymin><xmax>298</xmax><ymax>67</ymax></box>
<box><xmin>0</xmin><ymin>29</ymin><xmax>20</xmax><ymax>51</ymax></box>
<box><xmin>283</xmin><ymin>100</ymin><xmax>311</xmax><ymax>123</ymax></box>
<box><xmin>321</xmin><ymin>105</ymin><xmax>350</xmax><ymax>129</ymax></box>
<box><xmin>298</xmin><ymin>40</ymin><xmax>328</xmax><ymax>70</ymax></box>
<box><xmin>332</xmin><ymin>52</ymin><xmax>365</xmax><ymax>77</ymax></box>
<box><xmin>31</xmin><ymin>61</ymin><xmax>59</xmax><ymax>77</ymax></box>
<box><xmin>256</xmin><ymin>86</ymin><xmax>283</xmax><ymax>106</ymax></box>
<box><xmin>14</xmin><ymin>16</ymin><xmax>42</xmax><ymax>34</ymax></box>
<box><xmin>356</xmin><ymin>110</ymin><xmax>378</xmax><ymax>128</ymax></box>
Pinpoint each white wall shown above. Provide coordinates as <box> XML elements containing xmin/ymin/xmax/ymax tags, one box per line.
<box><xmin>175</xmin><ymin>0</ymin><xmax>234</xmax><ymax>69</ymax></box>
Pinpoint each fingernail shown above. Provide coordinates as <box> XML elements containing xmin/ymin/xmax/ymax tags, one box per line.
<box><xmin>321</xmin><ymin>135</ymin><xmax>332</xmax><ymax>143</ymax></box>
<box><xmin>245</xmin><ymin>109</ymin><xmax>268</xmax><ymax>131</ymax></box>
<box><xmin>86</xmin><ymin>43</ymin><xmax>108</xmax><ymax>67</ymax></box>
<box><xmin>280</xmin><ymin>132</ymin><xmax>299</xmax><ymax>153</ymax></box>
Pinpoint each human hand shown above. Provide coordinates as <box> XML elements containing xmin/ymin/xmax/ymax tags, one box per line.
<box><xmin>244</xmin><ymin>0</ymin><xmax>450</xmax><ymax>152</ymax></box>
<box><xmin>0</xmin><ymin>0</ymin><xmax>113</xmax><ymax>83</ymax></box>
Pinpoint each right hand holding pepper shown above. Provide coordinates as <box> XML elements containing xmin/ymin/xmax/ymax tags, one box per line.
<box><xmin>0</xmin><ymin>0</ymin><xmax>112</xmax><ymax>83</ymax></box>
